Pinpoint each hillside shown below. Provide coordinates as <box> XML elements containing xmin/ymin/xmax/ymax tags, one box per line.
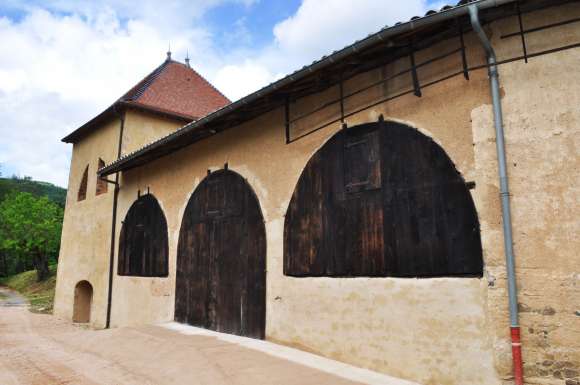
<box><xmin>0</xmin><ymin>177</ymin><xmax>67</xmax><ymax>207</ymax></box>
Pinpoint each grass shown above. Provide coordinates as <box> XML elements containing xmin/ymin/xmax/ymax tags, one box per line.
<box><xmin>0</xmin><ymin>264</ymin><xmax>57</xmax><ymax>313</ymax></box>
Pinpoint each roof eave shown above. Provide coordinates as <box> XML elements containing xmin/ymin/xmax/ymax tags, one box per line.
<box><xmin>61</xmin><ymin>105</ymin><xmax>118</xmax><ymax>144</ymax></box>
<box><xmin>61</xmin><ymin>101</ymin><xmax>197</xmax><ymax>144</ymax></box>
<box><xmin>98</xmin><ymin>0</ymin><xmax>519</xmax><ymax>176</ymax></box>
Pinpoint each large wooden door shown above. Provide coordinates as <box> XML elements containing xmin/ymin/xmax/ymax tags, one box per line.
<box><xmin>175</xmin><ymin>170</ymin><xmax>266</xmax><ymax>339</ymax></box>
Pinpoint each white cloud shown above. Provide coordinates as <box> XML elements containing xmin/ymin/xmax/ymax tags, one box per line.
<box><xmin>0</xmin><ymin>0</ymin><xmax>435</xmax><ymax>187</ymax></box>
<box><xmin>273</xmin><ymin>0</ymin><xmax>426</xmax><ymax>66</ymax></box>
<box><xmin>214</xmin><ymin>0</ymin><xmax>433</xmax><ymax>101</ymax></box>
<box><xmin>2</xmin><ymin>0</ymin><xmax>258</xmax><ymax>31</ymax></box>
<box><xmin>0</xmin><ymin>3</ymin><xmax>223</xmax><ymax>187</ymax></box>
<box><xmin>213</xmin><ymin>60</ymin><xmax>280</xmax><ymax>102</ymax></box>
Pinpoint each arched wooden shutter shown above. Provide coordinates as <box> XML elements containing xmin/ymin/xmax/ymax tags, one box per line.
<box><xmin>96</xmin><ymin>158</ymin><xmax>107</xmax><ymax>195</ymax></box>
<box><xmin>284</xmin><ymin>121</ymin><xmax>483</xmax><ymax>278</ymax></box>
<box><xmin>118</xmin><ymin>194</ymin><xmax>169</xmax><ymax>277</ymax></box>
<box><xmin>77</xmin><ymin>165</ymin><xmax>88</xmax><ymax>201</ymax></box>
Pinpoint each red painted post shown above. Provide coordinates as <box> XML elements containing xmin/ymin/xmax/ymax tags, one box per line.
<box><xmin>511</xmin><ymin>326</ymin><xmax>524</xmax><ymax>385</ymax></box>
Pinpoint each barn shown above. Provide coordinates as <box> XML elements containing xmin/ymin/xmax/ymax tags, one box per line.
<box><xmin>54</xmin><ymin>1</ymin><xmax>580</xmax><ymax>385</ymax></box>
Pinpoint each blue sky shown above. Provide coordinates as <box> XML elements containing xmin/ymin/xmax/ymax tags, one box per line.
<box><xmin>205</xmin><ymin>1</ymin><xmax>301</xmax><ymax>51</ymax></box>
<box><xmin>0</xmin><ymin>0</ymin><xmax>444</xmax><ymax>186</ymax></box>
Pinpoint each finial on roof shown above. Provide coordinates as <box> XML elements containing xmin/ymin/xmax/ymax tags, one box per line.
<box><xmin>185</xmin><ymin>50</ymin><xmax>190</xmax><ymax>68</ymax></box>
<box><xmin>166</xmin><ymin>42</ymin><xmax>172</xmax><ymax>60</ymax></box>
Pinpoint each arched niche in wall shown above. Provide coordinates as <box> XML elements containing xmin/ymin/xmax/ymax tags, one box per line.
<box><xmin>284</xmin><ymin>119</ymin><xmax>483</xmax><ymax>278</ymax></box>
<box><xmin>118</xmin><ymin>194</ymin><xmax>169</xmax><ymax>277</ymax></box>
<box><xmin>73</xmin><ymin>280</ymin><xmax>93</xmax><ymax>323</ymax></box>
<box><xmin>175</xmin><ymin>169</ymin><xmax>266</xmax><ymax>339</ymax></box>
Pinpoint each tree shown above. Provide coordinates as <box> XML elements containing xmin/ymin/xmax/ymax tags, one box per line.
<box><xmin>0</xmin><ymin>192</ymin><xmax>63</xmax><ymax>281</ymax></box>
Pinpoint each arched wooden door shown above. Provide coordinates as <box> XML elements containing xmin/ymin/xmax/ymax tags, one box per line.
<box><xmin>175</xmin><ymin>169</ymin><xmax>266</xmax><ymax>339</ymax></box>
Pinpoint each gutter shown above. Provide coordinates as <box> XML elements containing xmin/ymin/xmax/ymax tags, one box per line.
<box><xmin>99</xmin><ymin>0</ymin><xmax>517</xmax><ymax>177</ymax></box>
<box><xmin>469</xmin><ymin>5</ymin><xmax>524</xmax><ymax>385</ymax></box>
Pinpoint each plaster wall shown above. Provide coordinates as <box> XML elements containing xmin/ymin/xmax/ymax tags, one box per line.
<box><xmin>54</xmin><ymin>117</ymin><xmax>119</xmax><ymax>328</ymax></box>
<box><xmin>55</xmin><ymin>110</ymin><xmax>185</xmax><ymax>328</ymax></box>
<box><xmin>57</xmin><ymin>5</ymin><xmax>579</xmax><ymax>385</ymax></box>
<box><xmin>121</xmin><ymin>109</ymin><xmax>184</xmax><ymax>156</ymax></box>
<box><xmin>109</xmin><ymin>45</ymin><xmax>499</xmax><ymax>385</ymax></box>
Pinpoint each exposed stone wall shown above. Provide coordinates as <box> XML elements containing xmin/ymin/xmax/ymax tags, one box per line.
<box><xmin>475</xmin><ymin>5</ymin><xmax>580</xmax><ymax>384</ymax></box>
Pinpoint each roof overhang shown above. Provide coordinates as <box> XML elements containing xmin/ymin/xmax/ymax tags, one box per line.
<box><xmin>98</xmin><ymin>0</ymin><xmax>566</xmax><ymax>176</ymax></box>
<box><xmin>61</xmin><ymin>101</ymin><xmax>196</xmax><ymax>144</ymax></box>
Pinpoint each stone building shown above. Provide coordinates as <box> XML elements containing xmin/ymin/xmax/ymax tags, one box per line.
<box><xmin>55</xmin><ymin>1</ymin><xmax>580</xmax><ymax>385</ymax></box>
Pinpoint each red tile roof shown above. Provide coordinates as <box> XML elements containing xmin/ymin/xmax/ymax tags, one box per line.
<box><xmin>122</xmin><ymin>59</ymin><xmax>230</xmax><ymax>119</ymax></box>
<box><xmin>62</xmin><ymin>58</ymin><xmax>230</xmax><ymax>143</ymax></box>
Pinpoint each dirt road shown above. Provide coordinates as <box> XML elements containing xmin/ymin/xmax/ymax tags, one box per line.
<box><xmin>0</xmin><ymin>286</ymin><xmax>27</xmax><ymax>307</ymax></box>
<box><xmin>0</xmin><ymin>287</ymin><xmax>418</xmax><ymax>385</ymax></box>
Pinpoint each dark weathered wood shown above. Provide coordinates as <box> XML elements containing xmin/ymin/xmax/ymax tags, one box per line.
<box><xmin>77</xmin><ymin>165</ymin><xmax>88</xmax><ymax>201</ymax></box>
<box><xmin>175</xmin><ymin>170</ymin><xmax>266</xmax><ymax>339</ymax></box>
<box><xmin>118</xmin><ymin>194</ymin><xmax>168</xmax><ymax>277</ymax></box>
<box><xmin>96</xmin><ymin>158</ymin><xmax>108</xmax><ymax>195</ymax></box>
<box><xmin>284</xmin><ymin>121</ymin><xmax>483</xmax><ymax>278</ymax></box>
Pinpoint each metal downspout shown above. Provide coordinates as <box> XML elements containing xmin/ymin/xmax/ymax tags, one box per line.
<box><xmin>105</xmin><ymin>109</ymin><xmax>124</xmax><ymax>329</ymax></box>
<box><xmin>469</xmin><ymin>5</ymin><xmax>523</xmax><ymax>385</ymax></box>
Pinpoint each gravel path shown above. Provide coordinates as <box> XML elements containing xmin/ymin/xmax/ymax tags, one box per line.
<box><xmin>0</xmin><ymin>299</ymin><xmax>419</xmax><ymax>385</ymax></box>
<box><xmin>0</xmin><ymin>286</ymin><xmax>27</xmax><ymax>307</ymax></box>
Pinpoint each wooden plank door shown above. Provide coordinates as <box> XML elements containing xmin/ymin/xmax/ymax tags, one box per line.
<box><xmin>175</xmin><ymin>170</ymin><xmax>266</xmax><ymax>339</ymax></box>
